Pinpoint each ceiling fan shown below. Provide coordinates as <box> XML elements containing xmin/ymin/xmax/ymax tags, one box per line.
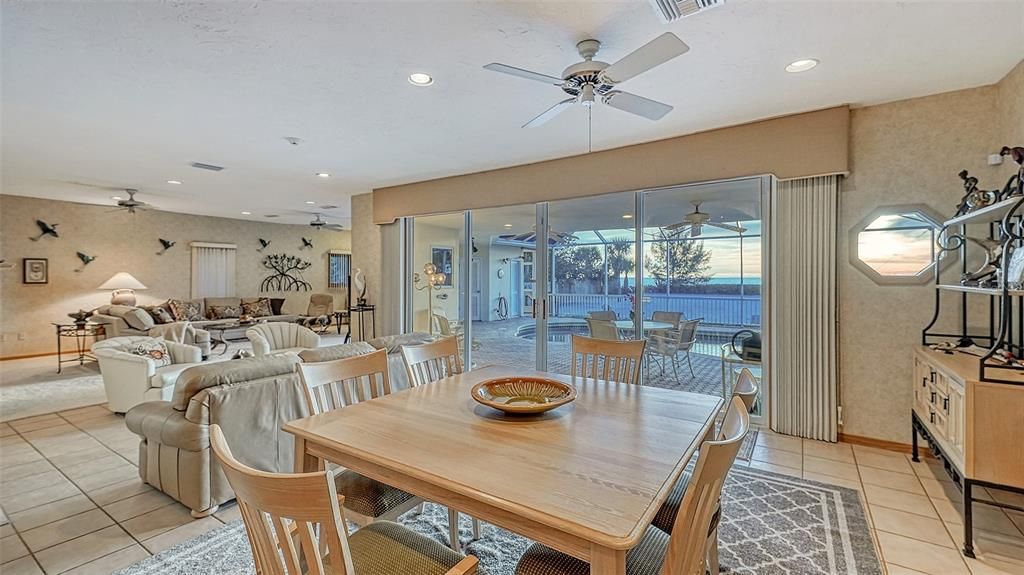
<box><xmin>664</xmin><ymin>203</ymin><xmax>747</xmax><ymax>237</ymax></box>
<box><xmin>501</xmin><ymin>225</ymin><xmax>578</xmax><ymax>245</ymax></box>
<box><xmin>483</xmin><ymin>32</ymin><xmax>689</xmax><ymax>128</ymax></box>
<box><xmin>112</xmin><ymin>189</ymin><xmax>150</xmax><ymax>214</ymax></box>
<box><xmin>309</xmin><ymin>213</ymin><xmax>345</xmax><ymax>232</ymax></box>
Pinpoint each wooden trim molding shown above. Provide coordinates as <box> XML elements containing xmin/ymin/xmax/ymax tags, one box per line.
<box><xmin>838</xmin><ymin>432</ymin><xmax>918</xmax><ymax>455</ymax></box>
<box><xmin>372</xmin><ymin>106</ymin><xmax>850</xmax><ymax>223</ymax></box>
<box><xmin>1</xmin><ymin>350</ymin><xmax>68</xmax><ymax>361</ymax></box>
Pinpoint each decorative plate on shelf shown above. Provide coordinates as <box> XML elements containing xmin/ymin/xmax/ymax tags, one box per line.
<box><xmin>471</xmin><ymin>377</ymin><xmax>577</xmax><ymax>415</ymax></box>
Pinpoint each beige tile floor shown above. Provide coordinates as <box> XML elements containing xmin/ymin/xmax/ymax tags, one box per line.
<box><xmin>2</xmin><ymin>407</ymin><xmax>1023</xmax><ymax>574</ymax></box>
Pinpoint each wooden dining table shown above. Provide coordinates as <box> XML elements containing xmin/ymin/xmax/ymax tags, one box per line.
<box><xmin>285</xmin><ymin>365</ymin><xmax>723</xmax><ymax>575</ymax></box>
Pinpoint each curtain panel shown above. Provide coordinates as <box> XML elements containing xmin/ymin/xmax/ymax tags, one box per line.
<box><xmin>190</xmin><ymin>244</ymin><xmax>237</xmax><ymax>299</ymax></box>
<box><xmin>769</xmin><ymin>175</ymin><xmax>839</xmax><ymax>441</ymax></box>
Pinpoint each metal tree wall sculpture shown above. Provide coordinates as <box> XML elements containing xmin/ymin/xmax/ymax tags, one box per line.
<box><xmin>260</xmin><ymin>254</ymin><xmax>312</xmax><ymax>292</ymax></box>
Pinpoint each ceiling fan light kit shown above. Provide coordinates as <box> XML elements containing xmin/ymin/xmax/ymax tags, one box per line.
<box><xmin>484</xmin><ymin>32</ymin><xmax>689</xmax><ymax>128</ymax></box>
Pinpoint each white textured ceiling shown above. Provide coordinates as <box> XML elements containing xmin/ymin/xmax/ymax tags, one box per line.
<box><xmin>3</xmin><ymin>1</ymin><xmax>1023</xmax><ymax>227</ymax></box>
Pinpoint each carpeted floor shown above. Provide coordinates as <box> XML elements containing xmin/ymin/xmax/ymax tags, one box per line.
<box><xmin>115</xmin><ymin>466</ymin><xmax>881</xmax><ymax>575</ymax></box>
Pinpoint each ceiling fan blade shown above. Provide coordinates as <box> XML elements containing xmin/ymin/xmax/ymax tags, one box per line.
<box><xmin>663</xmin><ymin>221</ymin><xmax>688</xmax><ymax>231</ymax></box>
<box><xmin>599</xmin><ymin>32</ymin><xmax>689</xmax><ymax>85</ymax></box>
<box><xmin>602</xmin><ymin>91</ymin><xmax>673</xmax><ymax>120</ymax></box>
<box><xmin>709</xmin><ymin>222</ymin><xmax>748</xmax><ymax>233</ymax></box>
<box><xmin>483</xmin><ymin>63</ymin><xmax>564</xmax><ymax>86</ymax></box>
<box><xmin>522</xmin><ymin>98</ymin><xmax>576</xmax><ymax>128</ymax></box>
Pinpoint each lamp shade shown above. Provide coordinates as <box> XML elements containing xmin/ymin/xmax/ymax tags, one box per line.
<box><xmin>98</xmin><ymin>272</ymin><xmax>147</xmax><ymax>291</ymax></box>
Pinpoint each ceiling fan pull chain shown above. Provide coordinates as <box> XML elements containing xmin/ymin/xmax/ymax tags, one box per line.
<box><xmin>588</xmin><ymin>106</ymin><xmax>593</xmax><ymax>153</ymax></box>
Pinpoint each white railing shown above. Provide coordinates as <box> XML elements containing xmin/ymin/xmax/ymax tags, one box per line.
<box><xmin>547</xmin><ymin>293</ymin><xmax>761</xmax><ymax>327</ymax></box>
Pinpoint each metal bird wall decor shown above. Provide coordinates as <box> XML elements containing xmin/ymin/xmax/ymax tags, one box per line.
<box><xmin>258</xmin><ymin>238</ymin><xmax>271</xmax><ymax>251</ymax></box>
<box><xmin>301</xmin><ymin>237</ymin><xmax>313</xmax><ymax>249</ymax></box>
<box><xmin>75</xmin><ymin>251</ymin><xmax>96</xmax><ymax>272</ymax></box>
<box><xmin>30</xmin><ymin>220</ymin><xmax>59</xmax><ymax>241</ymax></box>
<box><xmin>157</xmin><ymin>239</ymin><xmax>176</xmax><ymax>254</ymax></box>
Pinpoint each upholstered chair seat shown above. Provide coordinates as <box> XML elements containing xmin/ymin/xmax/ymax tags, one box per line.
<box><xmin>246</xmin><ymin>321</ymin><xmax>321</xmax><ymax>357</ymax></box>
<box><xmin>333</xmin><ymin>470</ymin><xmax>419</xmax><ymax>518</ymax></box>
<box><xmin>92</xmin><ymin>336</ymin><xmax>203</xmax><ymax>413</ymax></box>
<box><xmin>516</xmin><ymin>526</ymin><xmax>670</xmax><ymax>575</ymax></box>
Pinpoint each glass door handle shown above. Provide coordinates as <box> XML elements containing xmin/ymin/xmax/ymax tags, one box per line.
<box><xmin>542</xmin><ymin>299</ymin><xmax>547</xmax><ymax>319</ymax></box>
<box><xmin>532</xmin><ymin>299</ymin><xmax>537</xmax><ymax>319</ymax></box>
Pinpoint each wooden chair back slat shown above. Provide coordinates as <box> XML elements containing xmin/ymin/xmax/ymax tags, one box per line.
<box><xmin>401</xmin><ymin>337</ymin><xmax>463</xmax><ymax>386</ymax></box>
<box><xmin>570</xmin><ymin>335</ymin><xmax>646</xmax><ymax>385</ymax></box>
<box><xmin>210</xmin><ymin>424</ymin><xmax>356</xmax><ymax>575</ymax></box>
<box><xmin>662</xmin><ymin>396</ymin><xmax>749</xmax><ymax>575</ymax></box>
<box><xmin>298</xmin><ymin>349</ymin><xmax>392</xmax><ymax>414</ymax></box>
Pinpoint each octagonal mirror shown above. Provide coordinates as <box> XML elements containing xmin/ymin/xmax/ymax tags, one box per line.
<box><xmin>850</xmin><ymin>205</ymin><xmax>947</xmax><ymax>285</ymax></box>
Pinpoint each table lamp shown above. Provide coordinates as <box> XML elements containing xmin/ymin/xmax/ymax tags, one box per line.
<box><xmin>98</xmin><ymin>272</ymin><xmax>147</xmax><ymax>305</ymax></box>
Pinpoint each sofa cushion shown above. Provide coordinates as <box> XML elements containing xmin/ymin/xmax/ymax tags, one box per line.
<box><xmin>145</xmin><ymin>305</ymin><xmax>175</xmax><ymax>324</ymax></box>
<box><xmin>129</xmin><ymin>339</ymin><xmax>172</xmax><ymax>367</ymax></box>
<box><xmin>171</xmin><ymin>354</ymin><xmax>301</xmax><ymax>411</ymax></box>
<box><xmin>368</xmin><ymin>333</ymin><xmax>434</xmax><ymax>354</ymax></box>
<box><xmin>269</xmin><ymin>298</ymin><xmax>286</xmax><ymax>315</ymax></box>
<box><xmin>152</xmin><ymin>363</ymin><xmax>195</xmax><ymax>389</ymax></box>
<box><xmin>241</xmin><ymin>298</ymin><xmax>272</xmax><ymax>317</ymax></box>
<box><xmin>169</xmin><ymin>299</ymin><xmax>204</xmax><ymax>321</ymax></box>
<box><xmin>122</xmin><ymin>307</ymin><xmax>156</xmax><ymax>331</ymax></box>
<box><xmin>205</xmin><ymin>297</ymin><xmax>241</xmax><ymax>309</ymax></box>
<box><xmin>299</xmin><ymin>342</ymin><xmax>375</xmax><ymax>363</ymax></box>
<box><xmin>207</xmin><ymin>304</ymin><xmax>242</xmax><ymax>320</ymax></box>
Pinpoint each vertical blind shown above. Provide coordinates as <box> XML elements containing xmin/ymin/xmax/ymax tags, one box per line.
<box><xmin>190</xmin><ymin>243</ymin><xmax>237</xmax><ymax>299</ymax></box>
<box><xmin>769</xmin><ymin>175</ymin><xmax>839</xmax><ymax>441</ymax></box>
<box><xmin>329</xmin><ymin>252</ymin><xmax>351</xmax><ymax>288</ymax></box>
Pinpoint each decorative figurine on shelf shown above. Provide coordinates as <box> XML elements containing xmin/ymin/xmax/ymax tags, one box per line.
<box><xmin>960</xmin><ymin>237</ymin><xmax>1004</xmax><ymax>287</ymax></box>
<box><xmin>352</xmin><ymin>268</ymin><xmax>367</xmax><ymax>307</ymax></box>
<box><xmin>954</xmin><ymin>170</ymin><xmax>998</xmax><ymax>216</ymax></box>
<box><xmin>999</xmin><ymin>145</ymin><xmax>1024</xmax><ymax>199</ymax></box>
<box><xmin>67</xmin><ymin>309</ymin><xmax>94</xmax><ymax>326</ymax></box>
<box><xmin>413</xmin><ymin>263</ymin><xmax>446</xmax><ymax>334</ymax></box>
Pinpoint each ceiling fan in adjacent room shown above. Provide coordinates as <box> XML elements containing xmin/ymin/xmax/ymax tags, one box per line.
<box><xmin>111</xmin><ymin>189</ymin><xmax>151</xmax><ymax>214</ymax></box>
<box><xmin>664</xmin><ymin>203</ymin><xmax>747</xmax><ymax>237</ymax></box>
<box><xmin>500</xmin><ymin>225</ymin><xmax>578</xmax><ymax>245</ymax></box>
<box><xmin>483</xmin><ymin>32</ymin><xmax>689</xmax><ymax>127</ymax></box>
<box><xmin>308</xmin><ymin>213</ymin><xmax>345</xmax><ymax>232</ymax></box>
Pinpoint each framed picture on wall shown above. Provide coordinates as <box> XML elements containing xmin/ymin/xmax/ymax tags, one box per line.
<box><xmin>431</xmin><ymin>246</ymin><xmax>454</xmax><ymax>287</ymax></box>
<box><xmin>23</xmin><ymin>258</ymin><xmax>48</xmax><ymax>284</ymax></box>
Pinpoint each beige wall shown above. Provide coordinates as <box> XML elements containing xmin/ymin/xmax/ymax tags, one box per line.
<box><xmin>373</xmin><ymin>106</ymin><xmax>849</xmax><ymax>224</ymax></box>
<box><xmin>840</xmin><ymin>61</ymin><xmax>1023</xmax><ymax>442</ymax></box>
<box><xmin>0</xmin><ymin>195</ymin><xmax>351</xmax><ymax>357</ymax></box>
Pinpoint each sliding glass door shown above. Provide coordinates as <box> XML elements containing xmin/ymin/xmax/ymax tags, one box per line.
<box><xmin>403</xmin><ymin>176</ymin><xmax>770</xmax><ymax>420</ymax></box>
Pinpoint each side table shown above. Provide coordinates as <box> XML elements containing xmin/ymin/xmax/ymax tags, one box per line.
<box><xmin>347</xmin><ymin>305</ymin><xmax>376</xmax><ymax>342</ymax></box>
<box><xmin>53</xmin><ymin>322</ymin><xmax>105</xmax><ymax>373</ymax></box>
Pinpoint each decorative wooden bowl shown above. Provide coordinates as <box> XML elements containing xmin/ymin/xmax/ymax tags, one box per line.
<box><xmin>471</xmin><ymin>377</ymin><xmax>577</xmax><ymax>415</ymax></box>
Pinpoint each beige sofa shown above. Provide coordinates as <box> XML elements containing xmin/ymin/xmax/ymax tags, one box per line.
<box><xmin>91</xmin><ymin>308</ymin><xmax>212</xmax><ymax>357</ymax></box>
<box><xmin>125</xmin><ymin>354</ymin><xmax>310</xmax><ymax>517</ymax></box>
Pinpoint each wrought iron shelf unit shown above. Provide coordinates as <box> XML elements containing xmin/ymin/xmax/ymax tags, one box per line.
<box><xmin>942</xmin><ymin>196</ymin><xmax>1021</xmax><ymax>227</ymax></box>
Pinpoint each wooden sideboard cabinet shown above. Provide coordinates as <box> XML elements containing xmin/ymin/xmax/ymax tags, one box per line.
<box><xmin>911</xmin><ymin>346</ymin><xmax>1024</xmax><ymax>557</ymax></box>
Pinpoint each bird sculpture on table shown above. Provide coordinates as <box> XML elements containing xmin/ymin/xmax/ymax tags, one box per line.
<box><xmin>30</xmin><ymin>220</ymin><xmax>59</xmax><ymax>241</ymax></box>
<box><xmin>353</xmin><ymin>268</ymin><xmax>367</xmax><ymax>307</ymax></box>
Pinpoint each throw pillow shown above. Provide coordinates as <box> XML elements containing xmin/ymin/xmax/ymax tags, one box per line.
<box><xmin>122</xmin><ymin>308</ymin><xmax>155</xmax><ymax>331</ymax></box>
<box><xmin>142</xmin><ymin>303</ymin><xmax>175</xmax><ymax>325</ymax></box>
<box><xmin>241</xmin><ymin>298</ymin><xmax>272</xmax><ymax>317</ymax></box>
<box><xmin>269</xmin><ymin>298</ymin><xmax>286</xmax><ymax>315</ymax></box>
<box><xmin>207</xmin><ymin>304</ymin><xmax>242</xmax><ymax>319</ymax></box>
<box><xmin>168</xmin><ymin>299</ymin><xmax>203</xmax><ymax>321</ymax></box>
<box><xmin>130</xmin><ymin>340</ymin><xmax>172</xmax><ymax>367</ymax></box>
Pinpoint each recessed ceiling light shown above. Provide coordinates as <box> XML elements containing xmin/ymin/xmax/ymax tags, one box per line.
<box><xmin>622</xmin><ymin>214</ymin><xmax>634</xmax><ymax>219</ymax></box>
<box><xmin>503</xmin><ymin>224</ymin><xmax>513</xmax><ymax>228</ymax></box>
<box><xmin>111</xmin><ymin>196</ymin><xmax>123</xmax><ymax>201</ymax></box>
<box><xmin>785</xmin><ymin>58</ymin><xmax>819</xmax><ymax>73</ymax></box>
<box><xmin>305</xmin><ymin>200</ymin><xmax>317</xmax><ymax>205</ymax></box>
<box><xmin>315</xmin><ymin>173</ymin><xmax>330</xmax><ymax>178</ymax></box>
<box><xmin>166</xmin><ymin>180</ymin><xmax>182</xmax><ymax>185</ymax></box>
<box><xmin>408</xmin><ymin>72</ymin><xmax>434</xmax><ymax>86</ymax></box>
<box><xmin>241</xmin><ymin>211</ymin><xmax>252</xmax><ymax>215</ymax></box>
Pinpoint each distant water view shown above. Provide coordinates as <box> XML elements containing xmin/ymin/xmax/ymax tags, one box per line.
<box><xmin>621</xmin><ymin>275</ymin><xmax>762</xmax><ymax>287</ymax></box>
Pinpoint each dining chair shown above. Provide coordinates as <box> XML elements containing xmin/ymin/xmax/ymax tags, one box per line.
<box><xmin>585</xmin><ymin>317</ymin><xmax>621</xmax><ymax>341</ymax></box>
<box><xmin>399</xmin><ymin>336</ymin><xmax>482</xmax><ymax>547</ymax></box>
<box><xmin>650</xmin><ymin>396</ymin><xmax>752</xmax><ymax>574</ymax></box>
<box><xmin>298</xmin><ymin>350</ymin><xmax>425</xmax><ymax>528</ymax></box>
<box><xmin>651</xmin><ymin>310</ymin><xmax>683</xmax><ymax>329</ymax></box>
<box><xmin>401</xmin><ymin>336</ymin><xmax>463</xmax><ymax>387</ymax></box>
<box><xmin>434</xmin><ymin>313</ymin><xmax>480</xmax><ymax>353</ymax></box>
<box><xmin>588</xmin><ymin>310</ymin><xmax>617</xmax><ymax>321</ymax></box>
<box><xmin>209</xmin><ymin>425</ymin><xmax>479</xmax><ymax>575</ymax></box>
<box><xmin>675</xmin><ymin>318</ymin><xmax>702</xmax><ymax>377</ymax></box>
<box><xmin>644</xmin><ymin>327</ymin><xmax>685</xmax><ymax>381</ymax></box>
<box><xmin>734</xmin><ymin>367</ymin><xmax>759</xmax><ymax>413</ymax></box>
<box><xmin>515</xmin><ymin>395</ymin><xmax>750</xmax><ymax>575</ymax></box>
<box><xmin>570</xmin><ymin>334</ymin><xmax>646</xmax><ymax>385</ymax></box>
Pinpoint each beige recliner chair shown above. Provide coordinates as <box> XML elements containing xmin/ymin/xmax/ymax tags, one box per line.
<box><xmin>125</xmin><ymin>354</ymin><xmax>310</xmax><ymax>517</ymax></box>
<box><xmin>245</xmin><ymin>322</ymin><xmax>321</xmax><ymax>357</ymax></box>
<box><xmin>93</xmin><ymin>336</ymin><xmax>203</xmax><ymax>413</ymax></box>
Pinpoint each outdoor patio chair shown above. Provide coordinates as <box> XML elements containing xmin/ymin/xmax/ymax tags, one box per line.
<box><xmin>587</xmin><ymin>310</ymin><xmax>617</xmax><ymax>321</ymax></box>
<box><xmin>645</xmin><ymin>318</ymin><xmax>702</xmax><ymax>381</ymax></box>
<box><xmin>585</xmin><ymin>317</ymin><xmax>621</xmax><ymax>340</ymax></box>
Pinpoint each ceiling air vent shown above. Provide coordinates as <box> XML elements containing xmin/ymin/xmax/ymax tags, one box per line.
<box><xmin>649</xmin><ymin>0</ymin><xmax>723</xmax><ymax>22</ymax></box>
<box><xmin>190</xmin><ymin>162</ymin><xmax>225</xmax><ymax>171</ymax></box>
<box><xmin>319</xmin><ymin>204</ymin><xmax>339</xmax><ymax>210</ymax></box>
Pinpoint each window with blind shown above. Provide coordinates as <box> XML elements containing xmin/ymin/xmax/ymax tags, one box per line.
<box><xmin>329</xmin><ymin>252</ymin><xmax>351</xmax><ymax>288</ymax></box>
<box><xmin>191</xmin><ymin>243</ymin><xmax>237</xmax><ymax>298</ymax></box>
